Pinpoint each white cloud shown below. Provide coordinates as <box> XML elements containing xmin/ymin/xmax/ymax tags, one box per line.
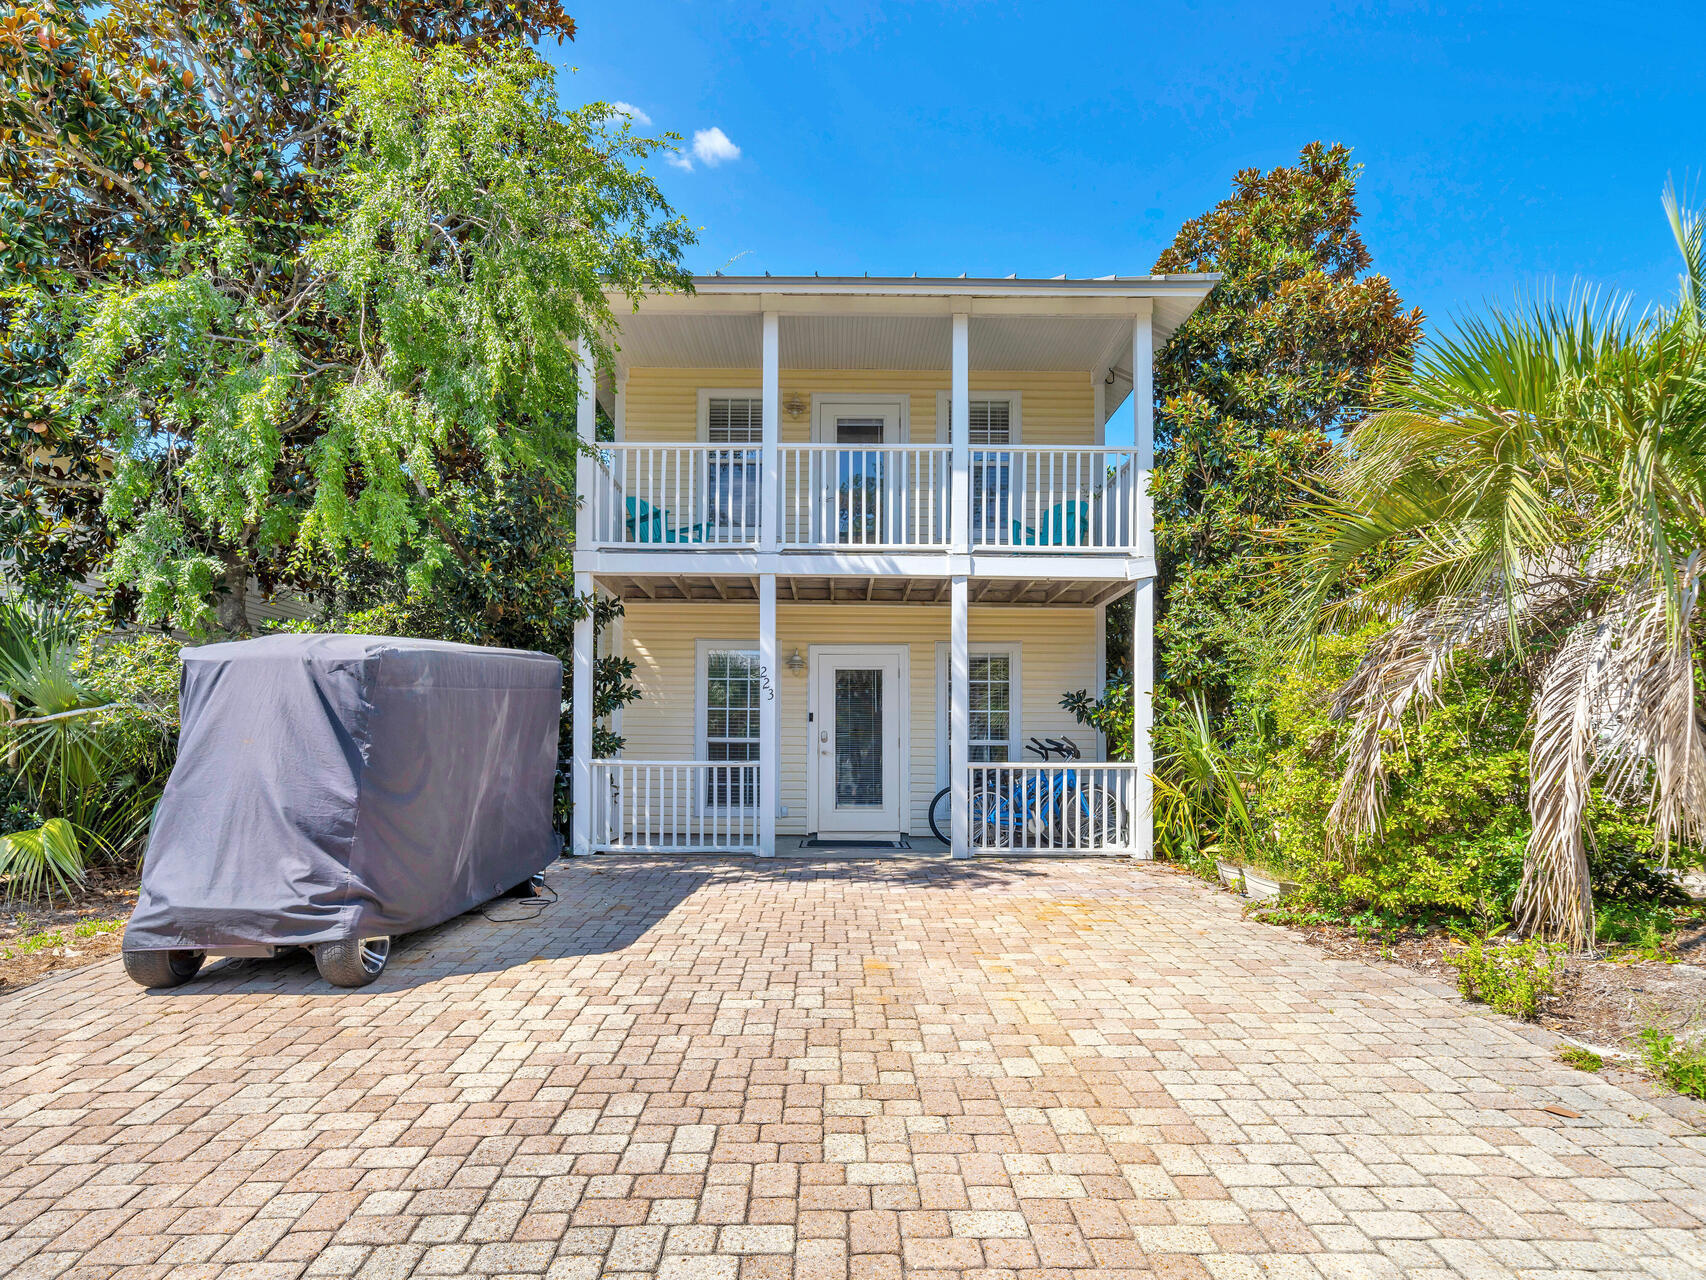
<box><xmin>691</xmin><ymin>127</ymin><xmax>741</xmax><ymax>167</ymax></box>
<box><xmin>610</xmin><ymin>101</ymin><xmax>652</xmax><ymax>126</ymax></box>
<box><xmin>662</xmin><ymin>126</ymin><xmax>742</xmax><ymax>173</ymax></box>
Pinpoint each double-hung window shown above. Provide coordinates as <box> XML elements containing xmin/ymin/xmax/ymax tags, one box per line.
<box><xmin>704</xmin><ymin>396</ymin><xmax>762</xmax><ymax>542</ymax></box>
<box><xmin>702</xmin><ymin>647</ymin><xmax>760</xmax><ymax>807</ymax></box>
<box><xmin>935</xmin><ymin>643</ymin><xmax>1021</xmax><ymax>785</ymax></box>
<box><xmin>967</xmin><ymin>653</ymin><xmax>1013</xmax><ymax>762</ymax></box>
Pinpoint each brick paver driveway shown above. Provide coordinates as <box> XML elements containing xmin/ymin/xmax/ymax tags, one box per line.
<box><xmin>4</xmin><ymin>858</ymin><xmax>1705</xmax><ymax>1280</ymax></box>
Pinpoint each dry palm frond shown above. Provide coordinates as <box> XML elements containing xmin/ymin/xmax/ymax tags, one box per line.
<box><xmin>1324</xmin><ymin>570</ymin><xmax>1587</xmax><ymax>859</ymax></box>
<box><xmin>1514</xmin><ymin>612</ymin><xmax>1614</xmax><ymax>948</ymax></box>
<box><xmin>1594</xmin><ymin>553</ymin><xmax>1706</xmax><ymax>853</ymax></box>
<box><xmin>1325</xmin><ymin>597</ymin><xmax>1488</xmax><ymax>857</ymax></box>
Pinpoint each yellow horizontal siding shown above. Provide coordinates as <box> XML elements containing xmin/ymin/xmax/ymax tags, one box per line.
<box><xmin>622</xmin><ymin>369</ymin><xmax>1096</xmax><ymax>446</ymax></box>
<box><xmin>617</xmin><ymin>603</ymin><xmax>1102</xmax><ymax>838</ymax></box>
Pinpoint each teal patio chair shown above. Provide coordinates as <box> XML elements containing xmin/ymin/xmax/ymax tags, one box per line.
<box><xmin>1008</xmin><ymin>500</ymin><xmax>1093</xmax><ymax>548</ymax></box>
<box><xmin>625</xmin><ymin>496</ymin><xmax>706</xmax><ymax>544</ymax></box>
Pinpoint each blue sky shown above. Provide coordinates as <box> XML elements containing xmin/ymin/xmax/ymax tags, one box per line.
<box><xmin>551</xmin><ymin>1</ymin><xmax>1704</xmax><ymax>332</ymax></box>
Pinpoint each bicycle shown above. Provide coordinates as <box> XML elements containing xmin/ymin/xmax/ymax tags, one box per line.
<box><xmin>927</xmin><ymin>735</ymin><xmax>1125</xmax><ymax>850</ymax></box>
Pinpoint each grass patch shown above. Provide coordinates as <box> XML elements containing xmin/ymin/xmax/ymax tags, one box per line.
<box><xmin>1558</xmin><ymin>1045</ymin><xmax>1604</xmax><ymax>1073</ymax></box>
<box><xmin>1637</xmin><ymin>1028</ymin><xmax>1706</xmax><ymax>1099</ymax></box>
<box><xmin>1595</xmin><ymin>902</ymin><xmax>1703</xmax><ymax>962</ymax></box>
<box><xmin>0</xmin><ymin>916</ymin><xmax>125</xmax><ymax>962</ymax></box>
<box><xmin>1447</xmin><ymin>935</ymin><xmax>1564</xmax><ymax>1021</ymax></box>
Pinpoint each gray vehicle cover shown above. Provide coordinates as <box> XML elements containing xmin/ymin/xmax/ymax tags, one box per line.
<box><xmin>125</xmin><ymin>634</ymin><xmax>562</xmax><ymax>953</ymax></box>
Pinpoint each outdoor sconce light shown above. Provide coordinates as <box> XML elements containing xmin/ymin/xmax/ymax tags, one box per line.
<box><xmin>784</xmin><ymin>393</ymin><xmax>808</xmax><ymax>420</ymax></box>
<box><xmin>786</xmin><ymin>648</ymin><xmax>806</xmax><ymax>674</ymax></box>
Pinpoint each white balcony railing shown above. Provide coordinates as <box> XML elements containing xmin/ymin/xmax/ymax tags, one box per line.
<box><xmin>971</xmin><ymin>447</ymin><xmax>1139</xmax><ymax>552</ymax></box>
<box><xmin>583</xmin><ymin>441</ymin><xmax>1143</xmax><ymax>554</ymax></box>
<box><xmin>590</xmin><ymin>760</ymin><xmax>761</xmax><ymax>853</ymax></box>
<box><xmin>778</xmin><ymin>445</ymin><xmax>950</xmax><ymax>549</ymax></box>
<box><xmin>585</xmin><ymin>444</ymin><xmax>762</xmax><ymax>548</ymax></box>
<box><xmin>968</xmin><ymin>762</ymin><xmax>1142</xmax><ymax>854</ymax></box>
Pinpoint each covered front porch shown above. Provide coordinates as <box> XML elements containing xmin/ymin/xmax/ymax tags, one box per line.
<box><xmin>570</xmin><ymin>587</ymin><xmax>1151</xmax><ymax>860</ymax></box>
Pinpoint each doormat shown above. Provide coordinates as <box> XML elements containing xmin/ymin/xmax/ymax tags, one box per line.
<box><xmin>798</xmin><ymin>837</ymin><xmax>912</xmax><ymax>850</ymax></box>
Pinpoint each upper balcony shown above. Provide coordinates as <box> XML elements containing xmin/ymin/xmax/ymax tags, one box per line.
<box><xmin>581</xmin><ymin>441</ymin><xmax>1142</xmax><ymax>554</ymax></box>
<box><xmin>573</xmin><ymin>274</ymin><xmax>1217</xmax><ymax>578</ymax></box>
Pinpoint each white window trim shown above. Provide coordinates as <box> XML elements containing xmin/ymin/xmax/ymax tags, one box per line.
<box><xmin>811</xmin><ymin>392</ymin><xmax>911</xmax><ymax>444</ymax></box>
<box><xmin>696</xmin><ymin>389</ymin><xmax>764</xmax><ymax>441</ymax></box>
<box><xmin>695</xmin><ymin>638</ymin><xmax>763</xmax><ymax>812</ymax></box>
<box><xmin>933</xmin><ymin>391</ymin><xmax>1023</xmax><ymax>444</ymax></box>
<box><xmin>934</xmin><ymin>641</ymin><xmax>1022</xmax><ymax>789</ymax></box>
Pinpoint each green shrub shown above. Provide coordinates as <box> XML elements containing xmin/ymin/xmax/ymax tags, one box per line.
<box><xmin>1244</xmin><ymin>629</ymin><xmax>1531</xmax><ymax>922</ymax></box>
<box><xmin>1637</xmin><ymin>1028</ymin><xmax>1706</xmax><ymax>1099</ymax></box>
<box><xmin>78</xmin><ymin>632</ymin><xmax>181</xmax><ymax>782</ymax></box>
<box><xmin>1447</xmin><ymin>935</ymin><xmax>1564</xmax><ymax>1020</ymax></box>
<box><xmin>1583</xmin><ymin>796</ymin><xmax>1695</xmax><ymax>905</ymax></box>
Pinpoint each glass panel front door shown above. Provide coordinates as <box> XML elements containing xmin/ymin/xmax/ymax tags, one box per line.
<box><xmin>833</xmin><ymin>668</ymin><xmax>883</xmax><ymax>808</ymax></box>
<box><xmin>813</xmin><ymin>647</ymin><xmax>905</xmax><ymax>837</ymax></box>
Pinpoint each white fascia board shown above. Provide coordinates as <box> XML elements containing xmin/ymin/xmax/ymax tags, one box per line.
<box><xmin>579</xmin><ymin>548</ymin><xmax>1157</xmax><ymax>580</ymax></box>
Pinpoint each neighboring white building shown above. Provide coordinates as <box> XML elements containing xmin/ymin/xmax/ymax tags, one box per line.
<box><xmin>569</xmin><ymin>273</ymin><xmax>1215</xmax><ymax>858</ymax></box>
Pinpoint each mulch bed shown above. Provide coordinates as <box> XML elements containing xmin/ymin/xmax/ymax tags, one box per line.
<box><xmin>0</xmin><ymin>868</ymin><xmax>140</xmax><ymax>995</ymax></box>
<box><xmin>1264</xmin><ymin>904</ymin><xmax>1706</xmax><ymax>1056</ymax></box>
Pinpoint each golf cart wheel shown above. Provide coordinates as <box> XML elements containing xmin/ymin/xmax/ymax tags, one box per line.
<box><xmin>314</xmin><ymin>936</ymin><xmax>391</xmax><ymax>987</ymax></box>
<box><xmin>123</xmin><ymin>949</ymin><xmax>204</xmax><ymax>989</ymax></box>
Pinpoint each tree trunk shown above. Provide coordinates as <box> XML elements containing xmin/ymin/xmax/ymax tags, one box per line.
<box><xmin>216</xmin><ymin>554</ymin><xmax>252</xmax><ymax>637</ymax></box>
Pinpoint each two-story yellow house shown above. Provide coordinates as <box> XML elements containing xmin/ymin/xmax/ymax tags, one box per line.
<box><xmin>568</xmin><ymin>273</ymin><xmax>1215</xmax><ymax>858</ymax></box>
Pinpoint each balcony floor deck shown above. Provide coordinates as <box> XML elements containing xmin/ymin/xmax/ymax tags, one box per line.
<box><xmin>599</xmin><ymin>573</ymin><xmax>1135</xmax><ymax>606</ymax></box>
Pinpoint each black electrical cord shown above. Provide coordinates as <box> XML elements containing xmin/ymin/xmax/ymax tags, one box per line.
<box><xmin>481</xmin><ymin>880</ymin><xmax>560</xmax><ymax>922</ymax></box>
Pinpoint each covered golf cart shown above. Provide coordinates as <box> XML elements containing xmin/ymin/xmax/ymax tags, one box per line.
<box><xmin>123</xmin><ymin>634</ymin><xmax>562</xmax><ymax>988</ymax></box>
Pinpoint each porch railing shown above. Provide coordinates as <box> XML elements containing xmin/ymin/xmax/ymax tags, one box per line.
<box><xmin>590</xmin><ymin>759</ymin><xmax>761</xmax><ymax>853</ymax></box>
<box><xmin>583</xmin><ymin>441</ymin><xmax>1143</xmax><ymax>554</ymax></box>
<box><xmin>585</xmin><ymin>444</ymin><xmax>762</xmax><ymax>548</ymax></box>
<box><xmin>970</xmin><ymin>446</ymin><xmax>1139</xmax><ymax>552</ymax></box>
<box><xmin>967</xmin><ymin>762</ymin><xmax>1143</xmax><ymax>854</ymax></box>
<box><xmin>778</xmin><ymin>444</ymin><xmax>950</xmax><ymax>549</ymax></box>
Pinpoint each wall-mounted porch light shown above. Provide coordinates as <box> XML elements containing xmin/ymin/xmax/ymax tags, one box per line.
<box><xmin>783</xmin><ymin>393</ymin><xmax>808</xmax><ymax>420</ymax></box>
<box><xmin>785</xmin><ymin>648</ymin><xmax>806</xmax><ymax>674</ymax></box>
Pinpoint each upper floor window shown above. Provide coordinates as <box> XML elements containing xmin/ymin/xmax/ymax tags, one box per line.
<box><xmin>968</xmin><ymin>397</ymin><xmax>1018</xmax><ymax>544</ymax></box>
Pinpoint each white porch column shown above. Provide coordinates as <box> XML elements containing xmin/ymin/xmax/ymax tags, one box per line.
<box><xmin>571</xmin><ymin>570</ymin><xmax>595</xmax><ymax>857</ymax></box>
<box><xmin>1130</xmin><ymin>303</ymin><xmax>1155</xmax><ymax>860</ymax></box>
<box><xmin>758</xmin><ymin>573</ymin><xmax>779</xmax><ymax>857</ymax></box>
<box><xmin>760</xmin><ymin>312</ymin><xmax>780</xmax><ymax>553</ymax></box>
<box><xmin>949</xmin><ymin>312</ymin><xmax>970</xmax><ymax>555</ymax></box>
<box><xmin>613</xmin><ymin>369</ymin><xmax>627</xmax><ymax>442</ymax></box>
<box><xmin>576</xmin><ymin>336</ymin><xmax>597</xmax><ymax>450</ymax></box>
<box><xmin>949</xmin><ymin>574</ymin><xmax>970</xmax><ymax>859</ymax></box>
<box><xmin>571</xmin><ymin>337</ymin><xmax>598</xmax><ymax>858</ymax></box>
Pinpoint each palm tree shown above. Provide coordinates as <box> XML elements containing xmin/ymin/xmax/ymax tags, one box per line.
<box><xmin>1290</xmin><ymin>190</ymin><xmax>1706</xmax><ymax>949</ymax></box>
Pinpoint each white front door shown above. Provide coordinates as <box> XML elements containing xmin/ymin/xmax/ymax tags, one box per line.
<box><xmin>811</xmin><ymin>646</ymin><xmax>907</xmax><ymax>839</ymax></box>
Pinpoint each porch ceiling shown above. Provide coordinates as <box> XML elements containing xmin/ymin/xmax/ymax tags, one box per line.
<box><xmin>599</xmin><ymin>574</ymin><xmax>1134</xmax><ymax>608</ymax></box>
<box><xmin>608</xmin><ymin>312</ymin><xmax>1139</xmax><ymax>377</ymax></box>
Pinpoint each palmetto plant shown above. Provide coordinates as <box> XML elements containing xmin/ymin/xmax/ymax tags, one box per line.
<box><xmin>1151</xmin><ymin>694</ymin><xmax>1266</xmax><ymax>869</ymax></box>
<box><xmin>1290</xmin><ymin>190</ymin><xmax>1706</xmax><ymax>949</ymax></box>
<box><xmin>0</xmin><ymin>601</ymin><xmax>150</xmax><ymax>902</ymax></box>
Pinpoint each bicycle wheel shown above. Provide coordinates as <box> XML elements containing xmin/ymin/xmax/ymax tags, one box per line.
<box><xmin>928</xmin><ymin>782</ymin><xmax>1006</xmax><ymax>848</ymax></box>
<box><xmin>927</xmin><ymin>787</ymin><xmax>952</xmax><ymax>844</ymax></box>
<box><xmin>1061</xmin><ymin>785</ymin><xmax>1124</xmax><ymax>849</ymax></box>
